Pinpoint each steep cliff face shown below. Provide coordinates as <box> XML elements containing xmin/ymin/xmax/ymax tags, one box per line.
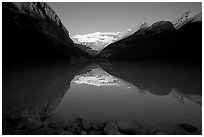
<box><xmin>99</xmin><ymin>13</ymin><xmax>202</xmax><ymax>63</ymax></box>
<box><xmin>3</xmin><ymin>2</ymin><xmax>90</xmax><ymax>62</ymax></box>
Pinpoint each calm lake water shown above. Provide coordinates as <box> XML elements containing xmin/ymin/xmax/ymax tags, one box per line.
<box><xmin>3</xmin><ymin>61</ymin><xmax>202</xmax><ymax>131</ymax></box>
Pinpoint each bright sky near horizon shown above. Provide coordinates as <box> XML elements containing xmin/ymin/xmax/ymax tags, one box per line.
<box><xmin>48</xmin><ymin>2</ymin><xmax>201</xmax><ymax>36</ymax></box>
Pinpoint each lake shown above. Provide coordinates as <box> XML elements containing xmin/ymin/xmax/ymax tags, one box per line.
<box><xmin>2</xmin><ymin>61</ymin><xmax>202</xmax><ymax>134</ymax></box>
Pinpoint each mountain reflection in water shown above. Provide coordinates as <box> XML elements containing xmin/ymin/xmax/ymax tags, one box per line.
<box><xmin>53</xmin><ymin>62</ymin><xmax>201</xmax><ymax>129</ymax></box>
<box><xmin>72</xmin><ymin>64</ymin><xmax>134</xmax><ymax>88</ymax></box>
<box><xmin>3</xmin><ymin>61</ymin><xmax>202</xmax><ymax>132</ymax></box>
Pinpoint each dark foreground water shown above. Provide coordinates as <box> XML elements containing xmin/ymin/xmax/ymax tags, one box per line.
<box><xmin>2</xmin><ymin>61</ymin><xmax>202</xmax><ymax>135</ymax></box>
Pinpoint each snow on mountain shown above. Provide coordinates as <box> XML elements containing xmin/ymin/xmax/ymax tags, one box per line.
<box><xmin>172</xmin><ymin>11</ymin><xmax>192</xmax><ymax>29</ymax></box>
<box><xmin>71</xmin><ymin>17</ymin><xmax>153</xmax><ymax>53</ymax></box>
<box><xmin>71</xmin><ymin>32</ymin><xmax>123</xmax><ymax>52</ymax></box>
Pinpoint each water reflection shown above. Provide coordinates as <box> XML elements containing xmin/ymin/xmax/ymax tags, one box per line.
<box><xmin>2</xmin><ymin>62</ymin><xmax>86</xmax><ymax>120</ymax></box>
<box><xmin>53</xmin><ymin>62</ymin><xmax>201</xmax><ymax>129</ymax></box>
<box><xmin>73</xmin><ymin>64</ymin><xmax>134</xmax><ymax>88</ymax></box>
<box><xmin>2</xmin><ymin>61</ymin><xmax>202</xmax><ymax>133</ymax></box>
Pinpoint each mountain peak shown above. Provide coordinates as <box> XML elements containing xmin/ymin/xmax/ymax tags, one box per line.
<box><xmin>71</xmin><ymin>31</ymin><xmax>130</xmax><ymax>52</ymax></box>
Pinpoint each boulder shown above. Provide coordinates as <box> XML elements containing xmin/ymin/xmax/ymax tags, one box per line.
<box><xmin>132</xmin><ymin>121</ymin><xmax>148</xmax><ymax>135</ymax></box>
<box><xmin>82</xmin><ymin>119</ymin><xmax>91</xmax><ymax>130</ymax></box>
<box><xmin>104</xmin><ymin>123</ymin><xmax>119</xmax><ymax>134</ymax></box>
<box><xmin>104</xmin><ymin>119</ymin><xmax>118</xmax><ymax>125</ymax></box>
<box><xmin>80</xmin><ymin>130</ymin><xmax>87</xmax><ymax>135</ymax></box>
<box><xmin>174</xmin><ymin>124</ymin><xmax>199</xmax><ymax>135</ymax></box>
<box><xmin>180</xmin><ymin>123</ymin><xmax>197</xmax><ymax>132</ymax></box>
<box><xmin>118</xmin><ymin>120</ymin><xmax>132</xmax><ymax>133</ymax></box>
<box><xmin>91</xmin><ymin>120</ymin><xmax>104</xmax><ymax>130</ymax></box>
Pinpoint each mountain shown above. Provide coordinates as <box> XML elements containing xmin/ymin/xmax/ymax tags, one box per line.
<box><xmin>99</xmin><ymin>12</ymin><xmax>202</xmax><ymax>63</ymax></box>
<box><xmin>3</xmin><ymin>2</ymin><xmax>91</xmax><ymax>62</ymax></box>
<box><xmin>173</xmin><ymin>11</ymin><xmax>202</xmax><ymax>29</ymax></box>
<box><xmin>173</xmin><ymin>11</ymin><xmax>191</xmax><ymax>29</ymax></box>
<box><xmin>71</xmin><ymin>32</ymin><xmax>122</xmax><ymax>53</ymax></box>
<box><xmin>74</xmin><ymin>43</ymin><xmax>99</xmax><ymax>57</ymax></box>
<box><xmin>71</xmin><ymin>18</ymin><xmax>153</xmax><ymax>55</ymax></box>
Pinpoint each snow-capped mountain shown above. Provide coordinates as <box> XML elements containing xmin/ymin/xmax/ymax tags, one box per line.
<box><xmin>71</xmin><ymin>17</ymin><xmax>154</xmax><ymax>53</ymax></box>
<box><xmin>72</xmin><ymin>32</ymin><xmax>121</xmax><ymax>52</ymax></box>
<box><xmin>71</xmin><ymin>30</ymin><xmax>135</xmax><ymax>53</ymax></box>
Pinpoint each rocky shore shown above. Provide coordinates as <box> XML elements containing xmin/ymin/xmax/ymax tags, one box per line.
<box><xmin>3</xmin><ymin>115</ymin><xmax>201</xmax><ymax>135</ymax></box>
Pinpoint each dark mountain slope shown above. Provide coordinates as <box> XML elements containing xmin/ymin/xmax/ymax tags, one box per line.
<box><xmin>3</xmin><ymin>2</ymin><xmax>91</xmax><ymax>62</ymax></box>
<box><xmin>99</xmin><ymin>13</ymin><xmax>202</xmax><ymax>63</ymax></box>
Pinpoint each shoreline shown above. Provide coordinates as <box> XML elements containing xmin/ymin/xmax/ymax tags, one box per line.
<box><xmin>3</xmin><ymin>115</ymin><xmax>201</xmax><ymax>135</ymax></box>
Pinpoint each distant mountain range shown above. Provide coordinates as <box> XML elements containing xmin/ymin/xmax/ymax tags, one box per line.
<box><xmin>71</xmin><ymin>17</ymin><xmax>155</xmax><ymax>54</ymax></box>
<box><xmin>71</xmin><ymin>17</ymin><xmax>154</xmax><ymax>54</ymax></box>
<box><xmin>3</xmin><ymin>2</ymin><xmax>202</xmax><ymax>63</ymax></box>
<box><xmin>71</xmin><ymin>30</ymin><xmax>135</xmax><ymax>53</ymax></box>
<box><xmin>71</xmin><ymin>12</ymin><xmax>201</xmax><ymax>55</ymax></box>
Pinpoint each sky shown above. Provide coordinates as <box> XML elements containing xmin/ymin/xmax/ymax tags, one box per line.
<box><xmin>48</xmin><ymin>2</ymin><xmax>202</xmax><ymax>36</ymax></box>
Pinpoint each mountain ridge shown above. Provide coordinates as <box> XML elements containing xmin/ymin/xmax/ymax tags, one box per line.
<box><xmin>3</xmin><ymin>2</ymin><xmax>202</xmax><ymax>62</ymax></box>
<box><xmin>3</xmin><ymin>2</ymin><xmax>91</xmax><ymax>62</ymax></box>
<box><xmin>98</xmin><ymin>12</ymin><xmax>202</xmax><ymax>62</ymax></box>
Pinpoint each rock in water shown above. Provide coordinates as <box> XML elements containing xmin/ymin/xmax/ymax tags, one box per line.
<box><xmin>132</xmin><ymin>121</ymin><xmax>148</xmax><ymax>135</ymax></box>
<box><xmin>104</xmin><ymin>123</ymin><xmax>119</xmax><ymax>134</ymax></box>
<box><xmin>91</xmin><ymin>120</ymin><xmax>104</xmax><ymax>130</ymax></box>
<box><xmin>104</xmin><ymin>119</ymin><xmax>118</xmax><ymax>125</ymax></box>
<box><xmin>180</xmin><ymin>124</ymin><xmax>197</xmax><ymax>132</ymax></box>
<box><xmin>118</xmin><ymin>120</ymin><xmax>132</xmax><ymax>133</ymax></box>
<box><xmin>82</xmin><ymin>119</ymin><xmax>91</xmax><ymax>130</ymax></box>
<box><xmin>80</xmin><ymin>130</ymin><xmax>87</xmax><ymax>135</ymax></box>
<box><xmin>174</xmin><ymin>124</ymin><xmax>198</xmax><ymax>135</ymax></box>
